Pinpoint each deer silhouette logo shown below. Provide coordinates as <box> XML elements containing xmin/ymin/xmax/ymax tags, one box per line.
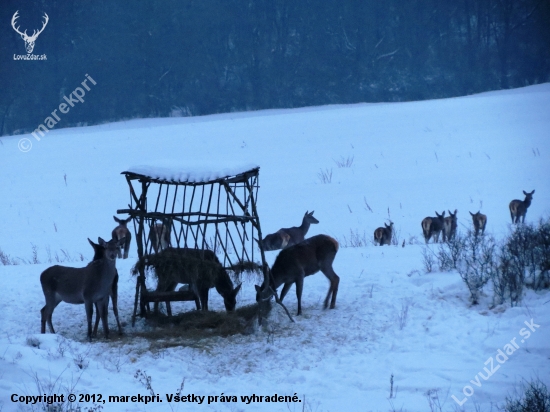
<box><xmin>11</xmin><ymin>11</ymin><xmax>49</xmax><ymax>54</ymax></box>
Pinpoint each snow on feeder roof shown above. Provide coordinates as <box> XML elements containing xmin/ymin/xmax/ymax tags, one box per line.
<box><xmin>122</xmin><ymin>162</ymin><xmax>259</xmax><ymax>185</ymax></box>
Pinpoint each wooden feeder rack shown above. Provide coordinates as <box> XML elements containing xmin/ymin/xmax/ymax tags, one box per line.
<box><xmin>117</xmin><ymin>164</ymin><xmax>268</xmax><ymax>324</ymax></box>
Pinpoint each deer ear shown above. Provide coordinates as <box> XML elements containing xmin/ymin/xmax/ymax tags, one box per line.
<box><xmin>88</xmin><ymin>238</ymin><xmax>96</xmax><ymax>247</ymax></box>
<box><xmin>125</xmin><ymin>217</ymin><xmax>132</xmax><ymax>224</ymax></box>
<box><xmin>469</xmin><ymin>211</ymin><xmax>474</xmax><ymax>216</ymax></box>
<box><xmin>234</xmin><ymin>283</ymin><xmax>242</xmax><ymax>296</ymax></box>
<box><xmin>531</xmin><ymin>190</ymin><xmax>535</xmax><ymax>194</ymax></box>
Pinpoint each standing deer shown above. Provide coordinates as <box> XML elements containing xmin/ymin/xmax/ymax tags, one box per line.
<box><xmin>509</xmin><ymin>190</ymin><xmax>535</xmax><ymax>224</ymax></box>
<box><xmin>112</xmin><ymin>216</ymin><xmax>132</xmax><ymax>259</ymax></box>
<box><xmin>132</xmin><ymin>247</ymin><xmax>242</xmax><ymax>313</ymax></box>
<box><xmin>469</xmin><ymin>211</ymin><xmax>487</xmax><ymax>236</ymax></box>
<box><xmin>11</xmin><ymin>11</ymin><xmax>49</xmax><ymax>54</ymax></box>
<box><xmin>374</xmin><ymin>221</ymin><xmax>393</xmax><ymax>246</ymax></box>
<box><xmin>443</xmin><ymin>210</ymin><xmax>458</xmax><ymax>242</ymax></box>
<box><xmin>421</xmin><ymin>211</ymin><xmax>446</xmax><ymax>243</ymax></box>
<box><xmin>255</xmin><ymin>234</ymin><xmax>340</xmax><ymax>316</ymax></box>
<box><xmin>40</xmin><ymin>237</ymin><xmax>124</xmax><ymax>341</ymax></box>
<box><xmin>149</xmin><ymin>217</ymin><xmax>172</xmax><ymax>253</ymax></box>
<box><xmin>262</xmin><ymin>211</ymin><xmax>319</xmax><ymax>251</ymax></box>
<box><xmin>88</xmin><ymin>239</ymin><xmax>123</xmax><ymax>337</ymax></box>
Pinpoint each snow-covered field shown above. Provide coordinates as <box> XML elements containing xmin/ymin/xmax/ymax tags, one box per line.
<box><xmin>1</xmin><ymin>84</ymin><xmax>549</xmax><ymax>411</ymax></box>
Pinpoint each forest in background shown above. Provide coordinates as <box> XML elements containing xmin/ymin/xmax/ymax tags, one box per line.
<box><xmin>1</xmin><ymin>0</ymin><xmax>549</xmax><ymax>136</ymax></box>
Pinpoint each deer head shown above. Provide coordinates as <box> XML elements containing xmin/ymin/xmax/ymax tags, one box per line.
<box><xmin>11</xmin><ymin>11</ymin><xmax>49</xmax><ymax>54</ymax></box>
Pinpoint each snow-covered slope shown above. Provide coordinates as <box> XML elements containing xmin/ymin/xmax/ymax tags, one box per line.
<box><xmin>1</xmin><ymin>84</ymin><xmax>549</xmax><ymax>411</ymax></box>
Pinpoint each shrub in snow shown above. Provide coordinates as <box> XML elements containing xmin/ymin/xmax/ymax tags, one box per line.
<box><xmin>503</xmin><ymin>379</ymin><xmax>550</xmax><ymax>412</ymax></box>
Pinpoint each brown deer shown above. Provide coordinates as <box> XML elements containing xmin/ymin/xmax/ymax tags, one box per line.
<box><xmin>509</xmin><ymin>190</ymin><xmax>535</xmax><ymax>224</ymax></box>
<box><xmin>443</xmin><ymin>210</ymin><xmax>458</xmax><ymax>242</ymax></box>
<box><xmin>255</xmin><ymin>234</ymin><xmax>340</xmax><ymax>316</ymax></box>
<box><xmin>132</xmin><ymin>247</ymin><xmax>242</xmax><ymax>313</ymax></box>
<box><xmin>261</xmin><ymin>230</ymin><xmax>291</xmax><ymax>251</ymax></box>
<box><xmin>112</xmin><ymin>216</ymin><xmax>132</xmax><ymax>259</ymax></box>
<box><xmin>88</xmin><ymin>239</ymin><xmax>123</xmax><ymax>337</ymax></box>
<box><xmin>262</xmin><ymin>211</ymin><xmax>319</xmax><ymax>251</ymax></box>
<box><xmin>149</xmin><ymin>217</ymin><xmax>172</xmax><ymax>253</ymax></box>
<box><xmin>374</xmin><ymin>221</ymin><xmax>393</xmax><ymax>246</ymax></box>
<box><xmin>469</xmin><ymin>211</ymin><xmax>487</xmax><ymax>236</ymax></box>
<box><xmin>40</xmin><ymin>237</ymin><xmax>124</xmax><ymax>341</ymax></box>
<box><xmin>421</xmin><ymin>211</ymin><xmax>446</xmax><ymax>243</ymax></box>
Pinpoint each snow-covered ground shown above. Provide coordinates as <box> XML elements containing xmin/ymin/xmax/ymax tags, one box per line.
<box><xmin>1</xmin><ymin>84</ymin><xmax>549</xmax><ymax>411</ymax></box>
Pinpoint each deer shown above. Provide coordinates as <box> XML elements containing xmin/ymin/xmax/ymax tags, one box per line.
<box><xmin>469</xmin><ymin>211</ymin><xmax>487</xmax><ymax>236</ymax></box>
<box><xmin>112</xmin><ymin>216</ymin><xmax>132</xmax><ymax>259</ymax></box>
<box><xmin>88</xmin><ymin>239</ymin><xmax>123</xmax><ymax>337</ymax></box>
<box><xmin>11</xmin><ymin>11</ymin><xmax>49</xmax><ymax>54</ymax></box>
<box><xmin>132</xmin><ymin>247</ymin><xmax>242</xmax><ymax>314</ymax></box>
<box><xmin>509</xmin><ymin>190</ymin><xmax>535</xmax><ymax>224</ymax></box>
<box><xmin>421</xmin><ymin>211</ymin><xmax>446</xmax><ymax>243</ymax></box>
<box><xmin>443</xmin><ymin>210</ymin><xmax>458</xmax><ymax>242</ymax></box>
<box><xmin>261</xmin><ymin>211</ymin><xmax>319</xmax><ymax>251</ymax></box>
<box><xmin>40</xmin><ymin>237</ymin><xmax>124</xmax><ymax>341</ymax></box>
<box><xmin>374</xmin><ymin>221</ymin><xmax>393</xmax><ymax>246</ymax></box>
<box><xmin>149</xmin><ymin>217</ymin><xmax>172</xmax><ymax>253</ymax></box>
<box><xmin>255</xmin><ymin>234</ymin><xmax>340</xmax><ymax>316</ymax></box>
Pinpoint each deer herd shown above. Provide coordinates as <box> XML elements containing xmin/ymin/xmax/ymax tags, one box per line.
<box><xmin>38</xmin><ymin>190</ymin><xmax>535</xmax><ymax>340</ymax></box>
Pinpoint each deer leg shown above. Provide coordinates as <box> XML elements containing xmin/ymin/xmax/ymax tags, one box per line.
<box><xmin>111</xmin><ymin>276</ymin><xmax>122</xmax><ymax>334</ymax></box>
<box><xmin>93</xmin><ymin>302</ymin><xmax>101</xmax><ymax>337</ymax></box>
<box><xmin>321</xmin><ymin>260</ymin><xmax>340</xmax><ymax>309</ymax></box>
<box><xmin>190</xmin><ymin>283</ymin><xmax>201</xmax><ymax>310</ymax></box>
<box><xmin>40</xmin><ymin>306</ymin><xmax>47</xmax><ymax>333</ymax></box>
<box><xmin>279</xmin><ymin>282</ymin><xmax>293</xmax><ymax>302</ymax></box>
<box><xmin>166</xmin><ymin>301</ymin><xmax>172</xmax><ymax>317</ymax></box>
<box><xmin>200</xmin><ymin>287</ymin><xmax>209</xmax><ymax>311</ymax></box>
<box><xmin>100</xmin><ymin>296</ymin><xmax>110</xmax><ymax>339</ymax></box>
<box><xmin>41</xmin><ymin>306</ymin><xmax>54</xmax><ymax>334</ymax></box>
<box><xmin>295</xmin><ymin>277</ymin><xmax>304</xmax><ymax>316</ymax></box>
<box><xmin>85</xmin><ymin>301</ymin><xmax>94</xmax><ymax>342</ymax></box>
<box><xmin>42</xmin><ymin>296</ymin><xmax>60</xmax><ymax>334</ymax></box>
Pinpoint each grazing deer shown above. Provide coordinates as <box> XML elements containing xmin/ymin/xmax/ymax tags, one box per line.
<box><xmin>374</xmin><ymin>221</ymin><xmax>393</xmax><ymax>246</ymax></box>
<box><xmin>88</xmin><ymin>239</ymin><xmax>123</xmax><ymax>337</ymax></box>
<box><xmin>132</xmin><ymin>247</ymin><xmax>242</xmax><ymax>313</ymax></box>
<box><xmin>509</xmin><ymin>190</ymin><xmax>535</xmax><ymax>224</ymax></box>
<box><xmin>262</xmin><ymin>211</ymin><xmax>319</xmax><ymax>251</ymax></box>
<box><xmin>421</xmin><ymin>211</ymin><xmax>446</xmax><ymax>243</ymax></box>
<box><xmin>443</xmin><ymin>210</ymin><xmax>458</xmax><ymax>242</ymax></box>
<box><xmin>112</xmin><ymin>216</ymin><xmax>132</xmax><ymax>259</ymax></box>
<box><xmin>469</xmin><ymin>211</ymin><xmax>487</xmax><ymax>236</ymax></box>
<box><xmin>149</xmin><ymin>217</ymin><xmax>172</xmax><ymax>253</ymax></box>
<box><xmin>40</xmin><ymin>237</ymin><xmax>124</xmax><ymax>341</ymax></box>
<box><xmin>255</xmin><ymin>234</ymin><xmax>340</xmax><ymax>316</ymax></box>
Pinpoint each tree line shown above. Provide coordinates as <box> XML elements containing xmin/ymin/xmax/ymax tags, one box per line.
<box><xmin>1</xmin><ymin>0</ymin><xmax>549</xmax><ymax>136</ymax></box>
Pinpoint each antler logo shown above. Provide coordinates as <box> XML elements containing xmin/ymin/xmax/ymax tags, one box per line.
<box><xmin>11</xmin><ymin>11</ymin><xmax>49</xmax><ymax>54</ymax></box>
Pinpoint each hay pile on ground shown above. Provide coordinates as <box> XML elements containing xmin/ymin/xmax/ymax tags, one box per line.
<box><xmin>137</xmin><ymin>303</ymin><xmax>260</xmax><ymax>341</ymax></box>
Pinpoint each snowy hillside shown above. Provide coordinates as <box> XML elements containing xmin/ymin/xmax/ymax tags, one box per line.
<box><xmin>0</xmin><ymin>84</ymin><xmax>549</xmax><ymax>412</ymax></box>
